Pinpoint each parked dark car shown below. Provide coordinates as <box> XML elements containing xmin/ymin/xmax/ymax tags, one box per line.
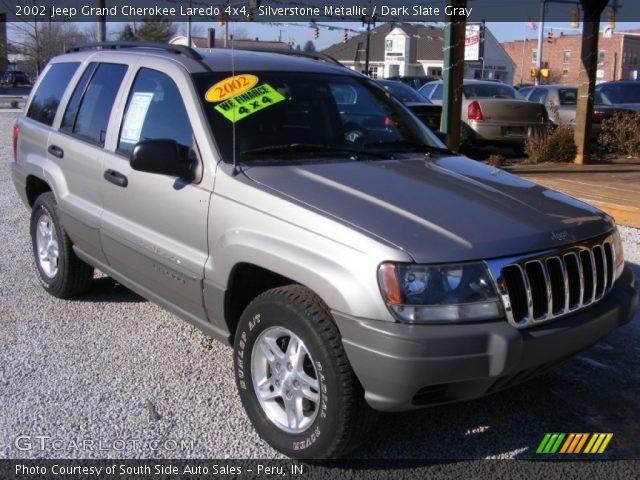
<box><xmin>1</xmin><ymin>70</ymin><xmax>30</xmax><ymax>86</ymax></box>
<box><xmin>386</xmin><ymin>75</ymin><xmax>440</xmax><ymax>90</ymax></box>
<box><xmin>595</xmin><ymin>80</ymin><xmax>640</xmax><ymax>111</ymax></box>
<box><xmin>377</xmin><ymin>79</ymin><xmax>442</xmax><ymax>132</ymax></box>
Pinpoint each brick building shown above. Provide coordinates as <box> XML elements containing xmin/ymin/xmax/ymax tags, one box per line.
<box><xmin>503</xmin><ymin>29</ymin><xmax>640</xmax><ymax>86</ymax></box>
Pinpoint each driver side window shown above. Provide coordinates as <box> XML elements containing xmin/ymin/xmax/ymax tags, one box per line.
<box><xmin>118</xmin><ymin>68</ymin><xmax>193</xmax><ymax>158</ymax></box>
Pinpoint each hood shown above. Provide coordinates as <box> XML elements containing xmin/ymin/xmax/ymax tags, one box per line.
<box><xmin>243</xmin><ymin>156</ymin><xmax>612</xmax><ymax>263</ymax></box>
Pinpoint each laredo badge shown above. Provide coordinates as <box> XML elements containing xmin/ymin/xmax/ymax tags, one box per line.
<box><xmin>214</xmin><ymin>83</ymin><xmax>285</xmax><ymax>123</ymax></box>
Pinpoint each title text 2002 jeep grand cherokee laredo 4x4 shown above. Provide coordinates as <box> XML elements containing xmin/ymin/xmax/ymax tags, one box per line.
<box><xmin>11</xmin><ymin>43</ymin><xmax>638</xmax><ymax>459</ymax></box>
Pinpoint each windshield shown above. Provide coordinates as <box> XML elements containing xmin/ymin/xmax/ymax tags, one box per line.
<box><xmin>597</xmin><ymin>83</ymin><xmax>640</xmax><ymax>104</ymax></box>
<box><xmin>194</xmin><ymin>71</ymin><xmax>446</xmax><ymax>164</ymax></box>
<box><xmin>378</xmin><ymin>81</ymin><xmax>429</xmax><ymax>103</ymax></box>
<box><xmin>463</xmin><ymin>83</ymin><xmax>524</xmax><ymax>100</ymax></box>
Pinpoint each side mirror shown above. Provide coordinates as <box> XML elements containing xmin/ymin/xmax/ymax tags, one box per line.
<box><xmin>130</xmin><ymin>139</ymin><xmax>192</xmax><ymax>179</ymax></box>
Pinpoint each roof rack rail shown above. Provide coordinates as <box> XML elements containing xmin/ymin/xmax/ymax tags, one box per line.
<box><xmin>66</xmin><ymin>41</ymin><xmax>203</xmax><ymax>61</ymax></box>
<box><xmin>231</xmin><ymin>47</ymin><xmax>344</xmax><ymax>67</ymax></box>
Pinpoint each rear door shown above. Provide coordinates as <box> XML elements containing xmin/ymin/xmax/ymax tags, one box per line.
<box><xmin>99</xmin><ymin>61</ymin><xmax>212</xmax><ymax>321</ymax></box>
<box><xmin>49</xmin><ymin>61</ymin><xmax>129</xmax><ymax>263</ymax></box>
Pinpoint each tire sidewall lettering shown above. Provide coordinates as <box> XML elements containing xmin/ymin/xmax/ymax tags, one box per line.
<box><xmin>234</xmin><ymin>301</ymin><xmax>336</xmax><ymax>456</ymax></box>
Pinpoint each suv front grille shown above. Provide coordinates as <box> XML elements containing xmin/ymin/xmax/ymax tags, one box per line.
<box><xmin>487</xmin><ymin>235</ymin><xmax>616</xmax><ymax>329</ymax></box>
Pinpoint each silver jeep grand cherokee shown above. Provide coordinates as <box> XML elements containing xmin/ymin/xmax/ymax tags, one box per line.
<box><xmin>11</xmin><ymin>43</ymin><xmax>638</xmax><ymax>459</ymax></box>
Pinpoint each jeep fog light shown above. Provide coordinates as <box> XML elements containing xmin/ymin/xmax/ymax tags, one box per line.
<box><xmin>378</xmin><ymin>262</ymin><xmax>503</xmax><ymax>323</ymax></box>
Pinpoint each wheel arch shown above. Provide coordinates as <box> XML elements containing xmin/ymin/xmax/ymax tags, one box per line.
<box><xmin>25</xmin><ymin>175</ymin><xmax>52</xmax><ymax>207</ymax></box>
<box><xmin>206</xmin><ymin>231</ymin><xmax>393</xmax><ymax>343</ymax></box>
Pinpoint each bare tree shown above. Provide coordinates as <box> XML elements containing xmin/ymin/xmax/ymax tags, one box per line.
<box><xmin>9</xmin><ymin>21</ymin><xmax>91</xmax><ymax>78</ymax></box>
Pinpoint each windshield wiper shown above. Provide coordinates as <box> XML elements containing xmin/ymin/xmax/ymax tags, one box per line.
<box><xmin>364</xmin><ymin>140</ymin><xmax>452</xmax><ymax>155</ymax></box>
<box><xmin>240</xmin><ymin>143</ymin><xmax>389</xmax><ymax>159</ymax></box>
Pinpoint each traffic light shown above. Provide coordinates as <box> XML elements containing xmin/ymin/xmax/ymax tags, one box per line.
<box><xmin>571</xmin><ymin>8</ymin><xmax>580</xmax><ymax>28</ymax></box>
<box><xmin>313</xmin><ymin>27</ymin><xmax>319</xmax><ymax>39</ymax></box>
<box><xmin>547</xmin><ymin>29</ymin><xmax>554</xmax><ymax>43</ymax></box>
<box><xmin>530</xmin><ymin>67</ymin><xmax>538</xmax><ymax>78</ymax></box>
<box><xmin>540</xmin><ymin>68</ymin><xmax>550</xmax><ymax>78</ymax></box>
<box><xmin>609</xmin><ymin>9</ymin><xmax>616</xmax><ymax>30</ymax></box>
<box><xmin>342</xmin><ymin>30</ymin><xmax>348</xmax><ymax>43</ymax></box>
<box><xmin>218</xmin><ymin>12</ymin><xmax>225</xmax><ymax>26</ymax></box>
<box><xmin>247</xmin><ymin>7</ymin><xmax>253</xmax><ymax>21</ymax></box>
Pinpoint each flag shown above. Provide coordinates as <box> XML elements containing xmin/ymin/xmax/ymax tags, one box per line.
<box><xmin>527</xmin><ymin>20</ymin><xmax>538</xmax><ymax>30</ymax></box>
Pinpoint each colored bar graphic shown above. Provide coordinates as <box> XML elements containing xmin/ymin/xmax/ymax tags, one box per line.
<box><xmin>574</xmin><ymin>433</ymin><xmax>589</xmax><ymax>453</ymax></box>
<box><xmin>559</xmin><ymin>433</ymin><xmax>575</xmax><ymax>454</ymax></box>
<box><xmin>536</xmin><ymin>433</ymin><xmax>552</xmax><ymax>454</ymax></box>
<box><xmin>537</xmin><ymin>433</ymin><xmax>613</xmax><ymax>454</ymax></box>
<box><xmin>597</xmin><ymin>433</ymin><xmax>613</xmax><ymax>453</ymax></box>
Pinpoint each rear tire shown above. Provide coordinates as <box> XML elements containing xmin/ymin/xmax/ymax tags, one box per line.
<box><xmin>233</xmin><ymin>285</ymin><xmax>377</xmax><ymax>459</ymax></box>
<box><xmin>30</xmin><ymin>192</ymin><xmax>94</xmax><ymax>298</ymax></box>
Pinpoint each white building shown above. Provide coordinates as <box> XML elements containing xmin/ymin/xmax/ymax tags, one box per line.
<box><xmin>323</xmin><ymin>23</ymin><xmax>515</xmax><ymax>84</ymax></box>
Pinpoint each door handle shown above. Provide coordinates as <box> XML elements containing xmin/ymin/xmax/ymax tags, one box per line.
<box><xmin>103</xmin><ymin>169</ymin><xmax>128</xmax><ymax>188</ymax></box>
<box><xmin>47</xmin><ymin>145</ymin><xmax>64</xmax><ymax>159</ymax></box>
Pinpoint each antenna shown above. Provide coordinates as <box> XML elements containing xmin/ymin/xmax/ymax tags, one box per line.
<box><xmin>231</xmin><ymin>26</ymin><xmax>239</xmax><ymax>176</ymax></box>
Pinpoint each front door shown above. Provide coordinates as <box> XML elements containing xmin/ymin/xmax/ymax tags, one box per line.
<box><xmin>100</xmin><ymin>65</ymin><xmax>211</xmax><ymax>320</ymax></box>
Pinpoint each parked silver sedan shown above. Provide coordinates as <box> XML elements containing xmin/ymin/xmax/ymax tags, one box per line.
<box><xmin>419</xmin><ymin>80</ymin><xmax>547</xmax><ymax>153</ymax></box>
<box><xmin>523</xmin><ymin>85</ymin><xmax>634</xmax><ymax>140</ymax></box>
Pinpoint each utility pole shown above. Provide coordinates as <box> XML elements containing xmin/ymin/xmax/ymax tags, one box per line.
<box><xmin>362</xmin><ymin>1</ymin><xmax>376</xmax><ymax>77</ymax></box>
<box><xmin>535</xmin><ymin>0</ymin><xmax>546</xmax><ymax>86</ymax></box>
<box><xmin>187</xmin><ymin>0</ymin><xmax>192</xmax><ymax>47</ymax></box>
<box><xmin>574</xmin><ymin>0</ymin><xmax>609</xmax><ymax>164</ymax></box>
<box><xmin>480</xmin><ymin>20</ymin><xmax>486</xmax><ymax>80</ymax></box>
<box><xmin>440</xmin><ymin>0</ymin><xmax>467</xmax><ymax>150</ymax></box>
<box><xmin>96</xmin><ymin>0</ymin><xmax>106</xmax><ymax>41</ymax></box>
<box><xmin>224</xmin><ymin>0</ymin><xmax>230</xmax><ymax>48</ymax></box>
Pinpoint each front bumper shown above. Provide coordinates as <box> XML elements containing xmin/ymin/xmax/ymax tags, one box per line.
<box><xmin>334</xmin><ymin>266</ymin><xmax>637</xmax><ymax>412</ymax></box>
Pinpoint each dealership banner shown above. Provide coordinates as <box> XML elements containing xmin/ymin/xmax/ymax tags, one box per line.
<box><xmin>2</xmin><ymin>459</ymin><xmax>640</xmax><ymax>479</ymax></box>
<box><xmin>3</xmin><ymin>0</ymin><xmax>640</xmax><ymax>22</ymax></box>
<box><xmin>464</xmin><ymin>24</ymin><xmax>482</xmax><ymax>62</ymax></box>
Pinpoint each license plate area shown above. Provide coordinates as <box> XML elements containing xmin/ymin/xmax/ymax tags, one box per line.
<box><xmin>503</xmin><ymin>126</ymin><xmax>525</xmax><ymax>136</ymax></box>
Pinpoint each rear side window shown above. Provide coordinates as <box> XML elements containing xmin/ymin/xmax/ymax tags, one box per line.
<box><xmin>117</xmin><ymin>68</ymin><xmax>193</xmax><ymax>157</ymax></box>
<box><xmin>64</xmin><ymin>63</ymin><xmax>128</xmax><ymax>145</ymax></box>
<box><xmin>558</xmin><ymin>89</ymin><xmax>577</xmax><ymax>105</ymax></box>
<box><xmin>27</xmin><ymin>62</ymin><xmax>80</xmax><ymax>126</ymax></box>
<box><xmin>61</xmin><ymin>63</ymin><xmax>98</xmax><ymax>131</ymax></box>
<box><xmin>463</xmin><ymin>84</ymin><xmax>522</xmax><ymax>100</ymax></box>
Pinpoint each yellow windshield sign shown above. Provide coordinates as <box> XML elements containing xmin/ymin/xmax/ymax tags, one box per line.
<box><xmin>205</xmin><ymin>74</ymin><xmax>259</xmax><ymax>103</ymax></box>
<box><xmin>214</xmin><ymin>83</ymin><xmax>285</xmax><ymax>123</ymax></box>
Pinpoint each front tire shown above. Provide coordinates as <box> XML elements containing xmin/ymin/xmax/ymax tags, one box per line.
<box><xmin>233</xmin><ymin>285</ymin><xmax>377</xmax><ymax>459</ymax></box>
<box><xmin>30</xmin><ymin>192</ymin><xmax>94</xmax><ymax>298</ymax></box>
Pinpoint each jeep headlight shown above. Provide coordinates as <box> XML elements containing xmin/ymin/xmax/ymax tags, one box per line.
<box><xmin>611</xmin><ymin>227</ymin><xmax>625</xmax><ymax>280</ymax></box>
<box><xmin>378</xmin><ymin>262</ymin><xmax>502</xmax><ymax>323</ymax></box>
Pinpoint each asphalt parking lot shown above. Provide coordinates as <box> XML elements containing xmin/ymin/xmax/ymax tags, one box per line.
<box><xmin>0</xmin><ymin>111</ymin><xmax>638</xmax><ymax>467</ymax></box>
